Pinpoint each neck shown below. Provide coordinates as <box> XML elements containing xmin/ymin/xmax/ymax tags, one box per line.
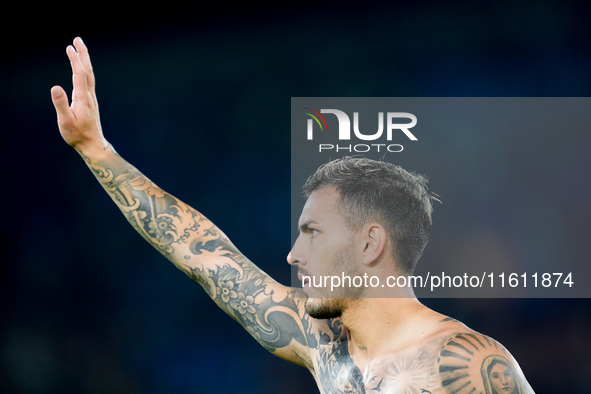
<box><xmin>340</xmin><ymin>297</ymin><xmax>435</xmax><ymax>361</ymax></box>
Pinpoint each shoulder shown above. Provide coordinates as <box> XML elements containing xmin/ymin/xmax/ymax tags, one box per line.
<box><xmin>436</xmin><ymin>328</ymin><xmax>534</xmax><ymax>393</ymax></box>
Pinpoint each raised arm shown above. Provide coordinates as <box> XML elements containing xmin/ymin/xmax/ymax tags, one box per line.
<box><xmin>51</xmin><ymin>38</ymin><xmax>316</xmax><ymax>366</ymax></box>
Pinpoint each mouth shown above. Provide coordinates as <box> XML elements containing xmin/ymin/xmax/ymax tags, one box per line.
<box><xmin>298</xmin><ymin>272</ymin><xmax>311</xmax><ymax>289</ymax></box>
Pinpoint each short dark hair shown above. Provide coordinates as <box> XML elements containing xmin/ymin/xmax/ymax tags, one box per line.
<box><xmin>303</xmin><ymin>157</ymin><xmax>438</xmax><ymax>273</ymax></box>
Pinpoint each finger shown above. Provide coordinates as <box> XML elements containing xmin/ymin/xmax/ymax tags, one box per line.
<box><xmin>51</xmin><ymin>85</ymin><xmax>74</xmax><ymax>125</ymax></box>
<box><xmin>67</xmin><ymin>44</ymin><xmax>89</xmax><ymax>104</ymax></box>
<box><xmin>73</xmin><ymin>37</ymin><xmax>96</xmax><ymax>93</ymax></box>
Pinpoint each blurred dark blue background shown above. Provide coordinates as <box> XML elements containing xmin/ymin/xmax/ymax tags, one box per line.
<box><xmin>2</xmin><ymin>2</ymin><xmax>591</xmax><ymax>392</ymax></box>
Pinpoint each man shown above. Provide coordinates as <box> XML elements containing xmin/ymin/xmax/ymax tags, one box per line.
<box><xmin>51</xmin><ymin>37</ymin><xmax>534</xmax><ymax>393</ymax></box>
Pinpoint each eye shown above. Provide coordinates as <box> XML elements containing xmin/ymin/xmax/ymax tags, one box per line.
<box><xmin>298</xmin><ymin>222</ymin><xmax>320</xmax><ymax>238</ymax></box>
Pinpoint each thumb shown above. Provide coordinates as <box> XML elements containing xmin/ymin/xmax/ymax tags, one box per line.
<box><xmin>51</xmin><ymin>85</ymin><xmax>73</xmax><ymax>124</ymax></box>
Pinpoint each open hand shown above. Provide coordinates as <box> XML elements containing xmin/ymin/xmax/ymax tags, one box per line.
<box><xmin>51</xmin><ymin>37</ymin><xmax>108</xmax><ymax>156</ymax></box>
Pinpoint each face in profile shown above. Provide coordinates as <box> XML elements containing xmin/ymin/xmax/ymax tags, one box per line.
<box><xmin>288</xmin><ymin>187</ymin><xmax>363</xmax><ymax>319</ymax></box>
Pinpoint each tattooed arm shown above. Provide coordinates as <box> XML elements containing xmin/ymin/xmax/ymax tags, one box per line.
<box><xmin>51</xmin><ymin>38</ymin><xmax>315</xmax><ymax>367</ymax></box>
<box><xmin>438</xmin><ymin>332</ymin><xmax>534</xmax><ymax>393</ymax></box>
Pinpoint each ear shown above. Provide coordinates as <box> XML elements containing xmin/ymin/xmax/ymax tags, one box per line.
<box><xmin>360</xmin><ymin>223</ymin><xmax>387</xmax><ymax>266</ymax></box>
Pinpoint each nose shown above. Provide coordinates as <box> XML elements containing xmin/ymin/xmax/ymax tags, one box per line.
<box><xmin>287</xmin><ymin>250</ymin><xmax>299</xmax><ymax>266</ymax></box>
<box><xmin>287</xmin><ymin>236</ymin><xmax>305</xmax><ymax>267</ymax></box>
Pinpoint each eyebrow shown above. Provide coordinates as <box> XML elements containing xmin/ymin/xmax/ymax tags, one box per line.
<box><xmin>298</xmin><ymin>220</ymin><xmax>318</xmax><ymax>233</ymax></box>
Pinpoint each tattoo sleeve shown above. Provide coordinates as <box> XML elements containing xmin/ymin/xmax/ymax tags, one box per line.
<box><xmin>438</xmin><ymin>333</ymin><xmax>534</xmax><ymax>393</ymax></box>
<box><xmin>83</xmin><ymin>150</ymin><xmax>204</xmax><ymax>264</ymax></box>
<box><xmin>82</xmin><ymin>150</ymin><xmax>313</xmax><ymax>364</ymax></box>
